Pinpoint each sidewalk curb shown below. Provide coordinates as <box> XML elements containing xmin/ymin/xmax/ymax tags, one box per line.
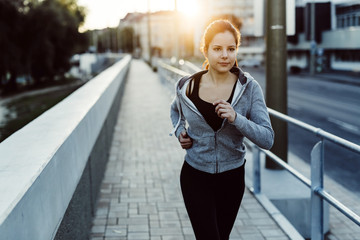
<box><xmin>245</xmin><ymin>177</ymin><xmax>305</xmax><ymax>240</ymax></box>
<box><xmin>251</xmin><ymin>191</ymin><xmax>305</xmax><ymax>240</ymax></box>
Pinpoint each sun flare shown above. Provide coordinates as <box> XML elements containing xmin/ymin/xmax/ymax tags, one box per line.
<box><xmin>177</xmin><ymin>0</ymin><xmax>200</xmax><ymax>19</ymax></box>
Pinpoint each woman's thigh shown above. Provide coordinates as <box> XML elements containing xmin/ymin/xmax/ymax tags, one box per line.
<box><xmin>215</xmin><ymin>163</ymin><xmax>246</xmax><ymax>240</ymax></box>
<box><xmin>180</xmin><ymin>161</ymin><xmax>221</xmax><ymax>240</ymax></box>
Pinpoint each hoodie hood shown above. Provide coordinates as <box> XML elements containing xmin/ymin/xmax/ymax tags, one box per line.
<box><xmin>177</xmin><ymin>66</ymin><xmax>248</xmax><ymax>91</ymax></box>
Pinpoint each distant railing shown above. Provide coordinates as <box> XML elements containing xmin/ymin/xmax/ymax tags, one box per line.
<box><xmin>157</xmin><ymin>59</ymin><xmax>360</xmax><ymax>240</ymax></box>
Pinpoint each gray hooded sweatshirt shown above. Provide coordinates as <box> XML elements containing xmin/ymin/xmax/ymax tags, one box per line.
<box><xmin>170</xmin><ymin>67</ymin><xmax>274</xmax><ymax>174</ymax></box>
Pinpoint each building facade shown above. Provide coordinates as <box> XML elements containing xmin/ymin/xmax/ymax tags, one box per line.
<box><xmin>119</xmin><ymin>11</ymin><xmax>195</xmax><ymax>62</ymax></box>
<box><xmin>288</xmin><ymin>0</ymin><xmax>360</xmax><ymax>72</ymax></box>
<box><xmin>119</xmin><ymin>0</ymin><xmax>360</xmax><ymax>73</ymax></box>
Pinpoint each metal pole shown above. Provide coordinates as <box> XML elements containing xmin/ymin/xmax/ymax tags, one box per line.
<box><xmin>252</xmin><ymin>147</ymin><xmax>261</xmax><ymax>194</ymax></box>
<box><xmin>310</xmin><ymin>1</ymin><xmax>316</xmax><ymax>75</ymax></box>
<box><xmin>265</xmin><ymin>0</ymin><xmax>288</xmax><ymax>168</ymax></box>
<box><xmin>147</xmin><ymin>0</ymin><xmax>152</xmax><ymax>65</ymax></box>
<box><xmin>311</xmin><ymin>141</ymin><xmax>324</xmax><ymax>240</ymax></box>
<box><xmin>174</xmin><ymin>0</ymin><xmax>180</xmax><ymax>65</ymax></box>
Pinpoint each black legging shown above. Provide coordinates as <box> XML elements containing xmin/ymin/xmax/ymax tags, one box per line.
<box><xmin>180</xmin><ymin>161</ymin><xmax>246</xmax><ymax>240</ymax></box>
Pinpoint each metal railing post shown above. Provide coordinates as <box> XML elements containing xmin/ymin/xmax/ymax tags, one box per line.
<box><xmin>311</xmin><ymin>141</ymin><xmax>325</xmax><ymax>240</ymax></box>
<box><xmin>252</xmin><ymin>147</ymin><xmax>261</xmax><ymax>194</ymax></box>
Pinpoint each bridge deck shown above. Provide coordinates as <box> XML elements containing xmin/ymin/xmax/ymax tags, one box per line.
<box><xmin>89</xmin><ymin>59</ymin><xmax>290</xmax><ymax>240</ymax></box>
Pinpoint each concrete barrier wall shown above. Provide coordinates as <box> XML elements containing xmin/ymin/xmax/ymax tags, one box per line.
<box><xmin>0</xmin><ymin>55</ymin><xmax>131</xmax><ymax>240</ymax></box>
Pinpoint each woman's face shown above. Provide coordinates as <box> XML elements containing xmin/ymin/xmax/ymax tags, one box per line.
<box><xmin>205</xmin><ymin>30</ymin><xmax>237</xmax><ymax>73</ymax></box>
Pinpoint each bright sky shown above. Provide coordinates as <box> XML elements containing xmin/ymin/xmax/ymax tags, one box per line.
<box><xmin>78</xmin><ymin>0</ymin><xmax>198</xmax><ymax>31</ymax></box>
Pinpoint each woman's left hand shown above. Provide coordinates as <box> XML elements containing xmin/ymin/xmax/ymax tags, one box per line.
<box><xmin>213</xmin><ymin>99</ymin><xmax>236</xmax><ymax>123</ymax></box>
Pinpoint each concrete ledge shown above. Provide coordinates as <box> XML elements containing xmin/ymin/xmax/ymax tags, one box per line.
<box><xmin>0</xmin><ymin>55</ymin><xmax>131</xmax><ymax>240</ymax></box>
<box><xmin>245</xmin><ymin>149</ymin><xmax>305</xmax><ymax>240</ymax></box>
<box><xmin>252</xmin><ymin>193</ymin><xmax>305</xmax><ymax>240</ymax></box>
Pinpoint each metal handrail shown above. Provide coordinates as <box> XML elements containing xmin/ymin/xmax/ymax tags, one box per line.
<box><xmin>261</xmin><ymin>149</ymin><xmax>311</xmax><ymax>188</ymax></box>
<box><xmin>157</xmin><ymin>59</ymin><xmax>360</xmax><ymax>240</ymax></box>
<box><xmin>260</xmin><ymin>146</ymin><xmax>360</xmax><ymax>225</ymax></box>
<box><xmin>158</xmin><ymin>61</ymin><xmax>189</xmax><ymax>77</ymax></box>
<box><xmin>268</xmin><ymin>108</ymin><xmax>360</xmax><ymax>153</ymax></box>
<box><xmin>317</xmin><ymin>188</ymin><xmax>360</xmax><ymax>225</ymax></box>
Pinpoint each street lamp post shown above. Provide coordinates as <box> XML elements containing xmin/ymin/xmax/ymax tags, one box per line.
<box><xmin>310</xmin><ymin>1</ymin><xmax>316</xmax><ymax>75</ymax></box>
<box><xmin>174</xmin><ymin>0</ymin><xmax>180</xmax><ymax>65</ymax></box>
<box><xmin>147</xmin><ymin>0</ymin><xmax>152</xmax><ymax>65</ymax></box>
<box><xmin>265</xmin><ymin>0</ymin><xmax>288</xmax><ymax>168</ymax></box>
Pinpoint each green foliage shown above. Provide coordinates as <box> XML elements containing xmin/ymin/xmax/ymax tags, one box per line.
<box><xmin>90</xmin><ymin>26</ymin><xmax>134</xmax><ymax>54</ymax></box>
<box><xmin>0</xmin><ymin>0</ymin><xmax>89</xmax><ymax>93</ymax></box>
<box><xmin>119</xmin><ymin>27</ymin><xmax>134</xmax><ymax>53</ymax></box>
<box><xmin>0</xmin><ymin>0</ymin><xmax>24</xmax><ymax>91</ymax></box>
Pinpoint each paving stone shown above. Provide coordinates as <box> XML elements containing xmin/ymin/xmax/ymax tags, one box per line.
<box><xmin>105</xmin><ymin>226</ymin><xmax>127</xmax><ymax>237</ymax></box>
<box><xmin>259</xmin><ymin>228</ymin><xmax>286</xmax><ymax>237</ymax></box>
<box><xmin>239</xmin><ymin>233</ymin><xmax>265</xmax><ymax>240</ymax></box>
<box><xmin>182</xmin><ymin>227</ymin><xmax>194</xmax><ymax>235</ymax></box>
<box><xmin>150</xmin><ymin>237</ymin><xmax>161</xmax><ymax>240</ymax></box>
<box><xmin>106</xmin><ymin>218</ymin><xmax>118</xmax><ymax>225</ymax></box>
<box><xmin>162</xmin><ymin>236</ymin><xmax>185</xmax><ymax>240</ymax></box>
<box><xmin>128</xmin><ymin>224</ymin><xmax>149</xmax><ymax>233</ymax></box>
<box><xmin>127</xmin><ymin>232</ymin><xmax>149</xmax><ymax>240</ymax></box>
<box><xmin>92</xmin><ymin>218</ymin><xmax>107</xmax><ymax>226</ymax></box>
<box><xmin>265</xmin><ymin>237</ymin><xmax>289</xmax><ymax>240</ymax></box>
<box><xmin>89</xmin><ymin>237</ymin><xmax>103</xmax><ymax>240</ymax></box>
<box><xmin>150</xmin><ymin>227</ymin><xmax>183</xmax><ymax>236</ymax></box>
<box><xmin>91</xmin><ymin>225</ymin><xmax>106</xmax><ymax>234</ymax></box>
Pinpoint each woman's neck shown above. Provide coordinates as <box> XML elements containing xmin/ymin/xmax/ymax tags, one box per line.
<box><xmin>206</xmin><ymin>68</ymin><xmax>232</xmax><ymax>86</ymax></box>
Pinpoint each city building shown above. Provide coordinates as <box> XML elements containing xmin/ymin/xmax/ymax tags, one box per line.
<box><xmin>119</xmin><ymin>0</ymin><xmax>359</xmax><ymax>73</ymax></box>
<box><xmin>119</xmin><ymin>11</ymin><xmax>195</xmax><ymax>62</ymax></box>
<box><xmin>288</xmin><ymin>0</ymin><xmax>360</xmax><ymax>72</ymax></box>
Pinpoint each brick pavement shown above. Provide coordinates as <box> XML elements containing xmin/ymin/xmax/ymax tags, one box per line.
<box><xmin>89</xmin><ymin>59</ymin><xmax>290</xmax><ymax>240</ymax></box>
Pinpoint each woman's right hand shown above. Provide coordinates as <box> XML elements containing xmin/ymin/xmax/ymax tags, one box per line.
<box><xmin>179</xmin><ymin>131</ymin><xmax>193</xmax><ymax>149</ymax></box>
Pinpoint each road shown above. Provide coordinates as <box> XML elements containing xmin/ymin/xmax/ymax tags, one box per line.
<box><xmin>247</xmin><ymin>67</ymin><xmax>360</xmax><ymax>196</ymax></box>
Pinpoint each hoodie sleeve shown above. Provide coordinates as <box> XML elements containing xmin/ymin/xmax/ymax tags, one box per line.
<box><xmin>231</xmin><ymin>81</ymin><xmax>274</xmax><ymax>149</ymax></box>
<box><xmin>170</xmin><ymin>91</ymin><xmax>186</xmax><ymax>139</ymax></box>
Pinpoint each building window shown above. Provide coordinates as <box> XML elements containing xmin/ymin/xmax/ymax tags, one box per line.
<box><xmin>348</xmin><ymin>15</ymin><xmax>353</xmax><ymax>26</ymax></box>
<box><xmin>336</xmin><ymin>14</ymin><xmax>359</xmax><ymax>28</ymax></box>
<box><xmin>335</xmin><ymin>50</ymin><xmax>360</xmax><ymax>62</ymax></box>
<box><xmin>337</xmin><ymin>17</ymin><xmax>342</xmax><ymax>28</ymax></box>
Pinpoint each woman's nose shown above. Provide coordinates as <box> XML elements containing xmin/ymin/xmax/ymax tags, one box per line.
<box><xmin>221</xmin><ymin>50</ymin><xmax>228</xmax><ymax>58</ymax></box>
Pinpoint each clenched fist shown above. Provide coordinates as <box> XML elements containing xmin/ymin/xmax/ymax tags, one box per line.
<box><xmin>179</xmin><ymin>131</ymin><xmax>193</xmax><ymax>149</ymax></box>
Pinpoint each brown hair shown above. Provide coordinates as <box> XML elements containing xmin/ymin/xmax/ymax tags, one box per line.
<box><xmin>200</xmin><ymin>19</ymin><xmax>241</xmax><ymax>69</ymax></box>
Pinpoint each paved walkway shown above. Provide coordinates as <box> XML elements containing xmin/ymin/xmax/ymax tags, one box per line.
<box><xmin>89</xmin><ymin>59</ymin><xmax>290</xmax><ymax>240</ymax></box>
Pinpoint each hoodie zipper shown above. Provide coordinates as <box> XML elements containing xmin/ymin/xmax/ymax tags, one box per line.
<box><xmin>215</xmin><ymin>133</ymin><xmax>218</xmax><ymax>173</ymax></box>
<box><xmin>174</xmin><ymin>78</ymin><xmax>249</xmax><ymax>173</ymax></box>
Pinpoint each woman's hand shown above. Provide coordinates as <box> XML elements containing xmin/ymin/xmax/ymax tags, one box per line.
<box><xmin>213</xmin><ymin>99</ymin><xmax>236</xmax><ymax>123</ymax></box>
<box><xmin>179</xmin><ymin>131</ymin><xmax>193</xmax><ymax>149</ymax></box>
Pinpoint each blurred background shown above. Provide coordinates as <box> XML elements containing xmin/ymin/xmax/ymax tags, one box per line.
<box><xmin>1</xmin><ymin>1</ymin><xmax>360</xmax><ymax>239</ymax></box>
<box><xmin>0</xmin><ymin>0</ymin><xmax>359</xmax><ymax>189</ymax></box>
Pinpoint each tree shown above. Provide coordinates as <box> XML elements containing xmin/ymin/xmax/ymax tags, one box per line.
<box><xmin>0</xmin><ymin>0</ymin><xmax>88</xmax><ymax>93</ymax></box>
<box><xmin>0</xmin><ymin>0</ymin><xmax>24</xmax><ymax>92</ymax></box>
<box><xmin>24</xmin><ymin>0</ymin><xmax>87</xmax><ymax>84</ymax></box>
<box><xmin>119</xmin><ymin>27</ymin><xmax>134</xmax><ymax>53</ymax></box>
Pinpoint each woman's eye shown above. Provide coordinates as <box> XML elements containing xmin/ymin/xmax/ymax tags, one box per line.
<box><xmin>214</xmin><ymin>48</ymin><xmax>221</xmax><ymax>51</ymax></box>
<box><xmin>229</xmin><ymin>48</ymin><xmax>235</xmax><ymax>52</ymax></box>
